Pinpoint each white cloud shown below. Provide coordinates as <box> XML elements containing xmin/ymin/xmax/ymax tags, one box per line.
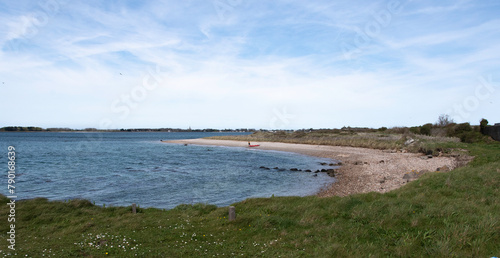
<box><xmin>1</xmin><ymin>0</ymin><xmax>499</xmax><ymax>129</ymax></box>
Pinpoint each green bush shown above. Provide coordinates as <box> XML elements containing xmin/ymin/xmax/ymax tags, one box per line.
<box><xmin>447</xmin><ymin>123</ymin><xmax>471</xmax><ymax>137</ymax></box>
<box><xmin>455</xmin><ymin>123</ymin><xmax>472</xmax><ymax>133</ymax></box>
<box><xmin>409</xmin><ymin>126</ymin><xmax>420</xmax><ymax>134</ymax></box>
<box><xmin>480</xmin><ymin>118</ymin><xmax>489</xmax><ymax>135</ymax></box>
<box><xmin>444</xmin><ymin>123</ymin><xmax>488</xmax><ymax>143</ymax></box>
<box><xmin>420</xmin><ymin>123</ymin><xmax>433</xmax><ymax>136</ymax></box>
<box><xmin>459</xmin><ymin>131</ymin><xmax>488</xmax><ymax>143</ymax></box>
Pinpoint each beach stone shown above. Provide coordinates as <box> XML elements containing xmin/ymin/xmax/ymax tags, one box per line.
<box><xmin>320</xmin><ymin>162</ymin><xmax>327</xmax><ymax>166</ymax></box>
<box><xmin>354</xmin><ymin>161</ymin><xmax>364</xmax><ymax>165</ymax></box>
<box><xmin>427</xmin><ymin>155</ymin><xmax>433</xmax><ymax>159</ymax></box>
<box><xmin>326</xmin><ymin>169</ymin><xmax>336</xmax><ymax>177</ymax></box>
<box><xmin>405</xmin><ymin>138</ymin><xmax>415</xmax><ymax>145</ymax></box>
<box><xmin>290</xmin><ymin>168</ymin><xmax>299</xmax><ymax>171</ymax></box>
<box><xmin>305</xmin><ymin>169</ymin><xmax>312</xmax><ymax>172</ymax></box>
<box><xmin>313</xmin><ymin>174</ymin><xmax>318</xmax><ymax>177</ymax></box>
<box><xmin>273</xmin><ymin>167</ymin><xmax>279</xmax><ymax>170</ymax></box>
<box><xmin>402</xmin><ymin>171</ymin><xmax>419</xmax><ymax>183</ymax></box>
<box><xmin>320</xmin><ymin>169</ymin><xmax>328</xmax><ymax>172</ymax></box>
<box><xmin>404</xmin><ymin>138</ymin><xmax>415</xmax><ymax>145</ymax></box>
<box><xmin>402</xmin><ymin>174</ymin><xmax>413</xmax><ymax>183</ymax></box>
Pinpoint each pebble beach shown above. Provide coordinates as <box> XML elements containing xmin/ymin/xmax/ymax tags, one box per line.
<box><xmin>165</xmin><ymin>138</ymin><xmax>470</xmax><ymax>197</ymax></box>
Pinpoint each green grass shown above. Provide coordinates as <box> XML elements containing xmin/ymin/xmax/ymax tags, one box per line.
<box><xmin>1</xmin><ymin>143</ymin><xmax>499</xmax><ymax>257</ymax></box>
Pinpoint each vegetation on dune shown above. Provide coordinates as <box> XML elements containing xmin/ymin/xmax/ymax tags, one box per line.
<box><xmin>209</xmin><ymin>116</ymin><xmax>495</xmax><ymax>156</ymax></box>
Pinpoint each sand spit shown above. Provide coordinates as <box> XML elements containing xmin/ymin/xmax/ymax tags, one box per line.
<box><xmin>163</xmin><ymin>139</ymin><xmax>470</xmax><ymax>197</ymax></box>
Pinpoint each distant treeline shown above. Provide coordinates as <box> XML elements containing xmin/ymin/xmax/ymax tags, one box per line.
<box><xmin>0</xmin><ymin>126</ymin><xmax>257</xmax><ymax>133</ymax></box>
<box><xmin>0</xmin><ymin>126</ymin><xmax>44</xmax><ymax>131</ymax></box>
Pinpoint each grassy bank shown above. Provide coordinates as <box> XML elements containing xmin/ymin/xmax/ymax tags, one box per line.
<box><xmin>1</xmin><ymin>143</ymin><xmax>499</xmax><ymax>256</ymax></box>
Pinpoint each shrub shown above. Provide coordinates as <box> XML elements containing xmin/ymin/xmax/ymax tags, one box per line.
<box><xmin>480</xmin><ymin>118</ymin><xmax>489</xmax><ymax>135</ymax></box>
<box><xmin>444</xmin><ymin>122</ymin><xmax>487</xmax><ymax>143</ymax></box>
<box><xmin>459</xmin><ymin>131</ymin><xmax>487</xmax><ymax>143</ymax></box>
<box><xmin>420</xmin><ymin>123</ymin><xmax>433</xmax><ymax>136</ymax></box>
<box><xmin>409</xmin><ymin>127</ymin><xmax>420</xmax><ymax>134</ymax></box>
<box><xmin>455</xmin><ymin>123</ymin><xmax>473</xmax><ymax>133</ymax></box>
<box><xmin>447</xmin><ymin>123</ymin><xmax>472</xmax><ymax>138</ymax></box>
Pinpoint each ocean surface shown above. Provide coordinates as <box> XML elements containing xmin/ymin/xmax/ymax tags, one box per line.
<box><xmin>1</xmin><ymin>132</ymin><xmax>337</xmax><ymax>209</ymax></box>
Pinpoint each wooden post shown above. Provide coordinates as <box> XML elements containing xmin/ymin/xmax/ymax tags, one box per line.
<box><xmin>228</xmin><ymin>206</ymin><xmax>236</xmax><ymax>221</ymax></box>
<box><xmin>132</xmin><ymin>203</ymin><xmax>137</xmax><ymax>214</ymax></box>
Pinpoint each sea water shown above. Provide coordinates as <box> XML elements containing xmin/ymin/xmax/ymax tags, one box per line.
<box><xmin>0</xmin><ymin>132</ymin><xmax>336</xmax><ymax>209</ymax></box>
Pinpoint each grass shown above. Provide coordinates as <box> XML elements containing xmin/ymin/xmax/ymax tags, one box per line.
<box><xmin>1</xmin><ymin>141</ymin><xmax>499</xmax><ymax>256</ymax></box>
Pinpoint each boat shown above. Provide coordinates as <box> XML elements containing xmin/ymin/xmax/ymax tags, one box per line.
<box><xmin>248</xmin><ymin>144</ymin><xmax>260</xmax><ymax>147</ymax></box>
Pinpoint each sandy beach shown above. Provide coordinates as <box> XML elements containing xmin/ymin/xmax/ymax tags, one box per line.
<box><xmin>163</xmin><ymin>139</ymin><xmax>469</xmax><ymax>197</ymax></box>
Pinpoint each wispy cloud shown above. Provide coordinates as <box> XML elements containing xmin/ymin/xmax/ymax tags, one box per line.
<box><xmin>1</xmin><ymin>0</ymin><xmax>499</xmax><ymax>129</ymax></box>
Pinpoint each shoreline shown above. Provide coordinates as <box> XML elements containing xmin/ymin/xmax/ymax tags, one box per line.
<box><xmin>163</xmin><ymin>138</ymin><xmax>464</xmax><ymax>197</ymax></box>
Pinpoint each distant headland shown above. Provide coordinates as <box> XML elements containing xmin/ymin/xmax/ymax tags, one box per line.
<box><xmin>0</xmin><ymin>126</ymin><xmax>256</xmax><ymax>133</ymax></box>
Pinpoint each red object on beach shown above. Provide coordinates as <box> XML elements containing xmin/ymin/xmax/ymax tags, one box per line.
<box><xmin>248</xmin><ymin>145</ymin><xmax>260</xmax><ymax>147</ymax></box>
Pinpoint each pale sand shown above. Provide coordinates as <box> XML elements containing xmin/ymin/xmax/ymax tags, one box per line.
<box><xmin>162</xmin><ymin>139</ymin><xmax>469</xmax><ymax>197</ymax></box>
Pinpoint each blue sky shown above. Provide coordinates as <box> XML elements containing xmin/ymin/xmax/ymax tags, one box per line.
<box><xmin>1</xmin><ymin>0</ymin><xmax>499</xmax><ymax>129</ymax></box>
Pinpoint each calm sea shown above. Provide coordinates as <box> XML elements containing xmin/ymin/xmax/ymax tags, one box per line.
<box><xmin>1</xmin><ymin>132</ymin><xmax>336</xmax><ymax>209</ymax></box>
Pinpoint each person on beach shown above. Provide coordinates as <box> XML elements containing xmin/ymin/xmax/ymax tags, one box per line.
<box><xmin>248</xmin><ymin>141</ymin><xmax>251</xmax><ymax>146</ymax></box>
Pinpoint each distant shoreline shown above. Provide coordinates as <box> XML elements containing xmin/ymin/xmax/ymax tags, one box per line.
<box><xmin>0</xmin><ymin>129</ymin><xmax>254</xmax><ymax>133</ymax></box>
<box><xmin>163</xmin><ymin>138</ymin><xmax>460</xmax><ymax>197</ymax></box>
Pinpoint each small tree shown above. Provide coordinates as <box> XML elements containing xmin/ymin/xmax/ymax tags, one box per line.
<box><xmin>436</xmin><ymin>114</ymin><xmax>454</xmax><ymax>127</ymax></box>
<box><xmin>480</xmin><ymin>118</ymin><xmax>489</xmax><ymax>135</ymax></box>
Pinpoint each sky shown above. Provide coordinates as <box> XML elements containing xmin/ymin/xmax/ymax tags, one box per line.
<box><xmin>1</xmin><ymin>0</ymin><xmax>499</xmax><ymax>130</ymax></box>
